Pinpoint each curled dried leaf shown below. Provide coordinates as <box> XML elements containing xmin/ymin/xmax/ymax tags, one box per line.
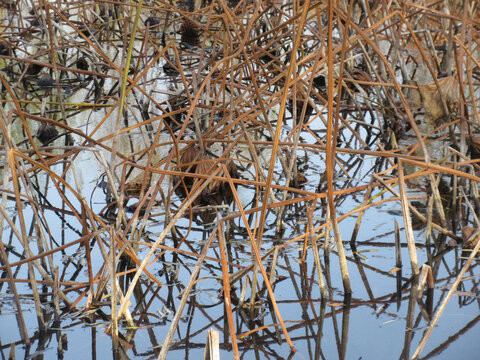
<box><xmin>125</xmin><ymin>159</ymin><xmax>159</xmax><ymax>196</ymax></box>
<box><xmin>195</xmin><ymin>155</ymin><xmax>213</xmax><ymax>188</ymax></box>
<box><xmin>179</xmin><ymin>146</ymin><xmax>199</xmax><ymax>168</ymax></box>
<box><xmin>406</xmin><ymin>76</ymin><xmax>459</xmax><ymax>125</ymax></box>
<box><xmin>174</xmin><ymin>148</ymin><xmax>239</xmax><ymax>211</ymax></box>
<box><xmin>125</xmin><ymin>175</ymin><xmax>147</xmax><ymax>195</ymax></box>
<box><xmin>419</xmin><ymin>76</ymin><xmax>459</xmax><ymax>125</ymax></box>
<box><xmin>462</xmin><ymin>226</ymin><xmax>480</xmax><ymax>250</ymax></box>
<box><xmin>173</xmin><ymin>146</ymin><xmax>200</xmax><ymax>195</ymax></box>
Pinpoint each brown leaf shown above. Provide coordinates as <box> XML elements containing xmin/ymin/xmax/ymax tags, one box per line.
<box><xmin>125</xmin><ymin>172</ymin><xmax>151</xmax><ymax>195</ymax></box>
<box><xmin>390</xmin><ymin>267</ymin><xmax>401</xmax><ymax>274</ymax></box>
<box><xmin>462</xmin><ymin>226</ymin><xmax>476</xmax><ymax>242</ymax></box>
<box><xmin>470</xmin><ymin>136</ymin><xmax>480</xmax><ymax>153</ymax></box>
<box><xmin>419</xmin><ymin>76</ymin><xmax>459</xmax><ymax>125</ymax></box>
<box><xmin>178</xmin><ymin>146</ymin><xmax>199</xmax><ymax>169</ymax></box>
<box><xmin>405</xmin><ymin>80</ymin><xmax>422</xmax><ymax>110</ymax></box>
<box><xmin>175</xmin><ymin>149</ymin><xmax>239</xmax><ymax>208</ymax></box>
<box><xmin>195</xmin><ymin>155</ymin><xmax>214</xmax><ymax>190</ymax></box>
<box><xmin>462</xmin><ymin>226</ymin><xmax>480</xmax><ymax>249</ymax></box>
<box><xmin>173</xmin><ymin>146</ymin><xmax>201</xmax><ymax>197</ymax></box>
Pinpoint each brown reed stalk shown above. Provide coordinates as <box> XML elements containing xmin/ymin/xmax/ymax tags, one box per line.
<box><xmin>0</xmin><ymin>230</ymin><xmax>29</xmax><ymax>345</ymax></box>
<box><xmin>7</xmin><ymin>152</ymin><xmax>46</xmax><ymax>331</ymax></box>
<box><xmin>117</xmin><ymin>165</ymin><xmax>224</xmax><ymax>319</ymax></box>
<box><xmin>157</xmin><ymin>230</ymin><xmax>215</xmax><ymax>360</ymax></box>
<box><xmin>326</xmin><ymin>0</ymin><xmax>351</xmax><ymax>293</ymax></box>
<box><xmin>110</xmin><ymin>226</ymin><xmax>119</xmax><ymax>353</ymax></box>
<box><xmin>0</xmin><ymin>1</ymin><xmax>479</xmax><ymax>358</ymax></box>
<box><xmin>217</xmin><ymin>219</ymin><xmax>240</xmax><ymax>359</ymax></box>
<box><xmin>412</xmin><ymin>230</ymin><xmax>480</xmax><ymax>359</ymax></box>
<box><xmin>307</xmin><ymin>203</ymin><xmax>327</xmax><ymax>298</ymax></box>
<box><xmin>223</xmin><ymin>164</ymin><xmax>295</xmax><ymax>349</ymax></box>
<box><xmin>203</xmin><ymin>328</ymin><xmax>220</xmax><ymax>360</ymax></box>
<box><xmin>397</xmin><ymin>160</ymin><xmax>419</xmax><ymax>276</ymax></box>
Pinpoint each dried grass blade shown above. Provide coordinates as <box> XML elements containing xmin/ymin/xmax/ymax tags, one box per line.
<box><xmin>157</xmin><ymin>230</ymin><xmax>216</xmax><ymax>360</ymax></box>
<box><xmin>397</xmin><ymin>160</ymin><xmax>419</xmax><ymax>276</ymax></box>
<box><xmin>0</xmin><ymin>235</ymin><xmax>29</xmax><ymax>345</ymax></box>
<box><xmin>326</xmin><ymin>0</ymin><xmax>350</xmax><ymax>293</ymax></box>
<box><xmin>217</xmin><ymin>221</ymin><xmax>240</xmax><ymax>359</ymax></box>
<box><xmin>117</xmin><ymin>166</ymin><xmax>223</xmax><ymax>320</ymax></box>
<box><xmin>110</xmin><ymin>0</ymin><xmax>144</xmax><ymax>171</ymax></box>
<box><xmin>307</xmin><ymin>204</ymin><xmax>327</xmax><ymax>298</ymax></box>
<box><xmin>412</xmin><ymin>231</ymin><xmax>480</xmax><ymax>359</ymax></box>
<box><xmin>222</xmin><ymin>165</ymin><xmax>295</xmax><ymax>350</ymax></box>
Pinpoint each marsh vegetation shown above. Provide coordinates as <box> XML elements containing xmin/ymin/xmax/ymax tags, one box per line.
<box><xmin>0</xmin><ymin>0</ymin><xmax>480</xmax><ymax>359</ymax></box>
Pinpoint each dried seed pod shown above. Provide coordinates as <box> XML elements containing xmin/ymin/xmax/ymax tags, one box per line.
<box><xmin>179</xmin><ymin>19</ymin><xmax>201</xmax><ymax>47</ymax></box>
<box><xmin>287</xmin><ymin>98</ymin><xmax>313</xmax><ymax>122</ymax></box>
<box><xmin>163</xmin><ymin>60</ymin><xmax>179</xmax><ymax>76</ymax></box>
<box><xmin>76</xmin><ymin>57</ymin><xmax>89</xmax><ymax>71</ymax></box>
<box><xmin>313</xmin><ymin>75</ymin><xmax>326</xmax><ymax>89</ymax></box>
<box><xmin>26</xmin><ymin>63</ymin><xmax>43</xmax><ymax>75</ymax></box>
<box><xmin>0</xmin><ymin>41</ymin><xmax>11</xmax><ymax>56</ymax></box>
<box><xmin>144</xmin><ymin>16</ymin><xmax>161</xmax><ymax>28</ymax></box>
<box><xmin>36</xmin><ymin>72</ymin><xmax>55</xmax><ymax>88</ymax></box>
<box><xmin>36</xmin><ymin>122</ymin><xmax>58</xmax><ymax>144</ymax></box>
